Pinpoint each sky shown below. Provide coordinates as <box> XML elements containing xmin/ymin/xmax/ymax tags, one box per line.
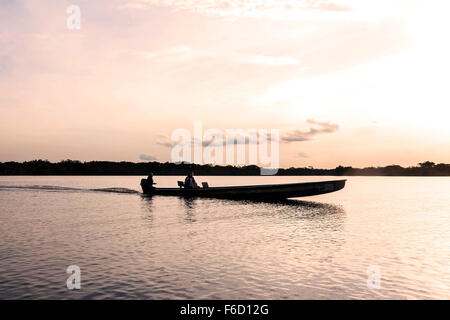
<box><xmin>0</xmin><ymin>0</ymin><xmax>449</xmax><ymax>168</ymax></box>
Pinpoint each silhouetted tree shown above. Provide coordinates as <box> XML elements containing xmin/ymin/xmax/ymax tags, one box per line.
<box><xmin>0</xmin><ymin>160</ymin><xmax>448</xmax><ymax>176</ymax></box>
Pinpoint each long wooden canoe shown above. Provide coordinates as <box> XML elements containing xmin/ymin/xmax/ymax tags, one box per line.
<box><xmin>141</xmin><ymin>179</ymin><xmax>346</xmax><ymax>200</ymax></box>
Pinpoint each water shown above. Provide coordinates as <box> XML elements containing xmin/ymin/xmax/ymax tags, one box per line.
<box><xmin>0</xmin><ymin>176</ymin><xmax>448</xmax><ymax>299</ymax></box>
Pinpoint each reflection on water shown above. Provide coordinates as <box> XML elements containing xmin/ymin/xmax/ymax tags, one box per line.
<box><xmin>0</xmin><ymin>176</ymin><xmax>449</xmax><ymax>299</ymax></box>
<box><xmin>140</xmin><ymin>196</ymin><xmax>154</xmax><ymax>227</ymax></box>
<box><xmin>180</xmin><ymin>197</ymin><xmax>197</xmax><ymax>223</ymax></box>
<box><xmin>143</xmin><ymin>195</ymin><xmax>346</xmax><ymax>229</ymax></box>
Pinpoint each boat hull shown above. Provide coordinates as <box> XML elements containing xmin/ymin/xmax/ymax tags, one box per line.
<box><xmin>141</xmin><ymin>179</ymin><xmax>346</xmax><ymax>200</ymax></box>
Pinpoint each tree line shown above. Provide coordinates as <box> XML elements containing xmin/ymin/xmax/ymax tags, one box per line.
<box><xmin>0</xmin><ymin>160</ymin><xmax>448</xmax><ymax>176</ymax></box>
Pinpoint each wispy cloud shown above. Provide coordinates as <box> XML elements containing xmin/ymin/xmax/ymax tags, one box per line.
<box><xmin>298</xmin><ymin>152</ymin><xmax>309</xmax><ymax>158</ymax></box>
<box><xmin>134</xmin><ymin>46</ymin><xmax>300</xmax><ymax>67</ymax></box>
<box><xmin>139</xmin><ymin>154</ymin><xmax>157</xmax><ymax>161</ymax></box>
<box><xmin>118</xmin><ymin>0</ymin><xmax>413</xmax><ymax>23</ymax></box>
<box><xmin>282</xmin><ymin>119</ymin><xmax>339</xmax><ymax>142</ymax></box>
<box><xmin>156</xmin><ymin>131</ymin><xmax>277</xmax><ymax>149</ymax></box>
<box><xmin>119</xmin><ymin>0</ymin><xmax>351</xmax><ymax>19</ymax></box>
<box><xmin>156</xmin><ymin>120</ymin><xmax>338</xmax><ymax>150</ymax></box>
<box><xmin>156</xmin><ymin>140</ymin><xmax>178</xmax><ymax>148</ymax></box>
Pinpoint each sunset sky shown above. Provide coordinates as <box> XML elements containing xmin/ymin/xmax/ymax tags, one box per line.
<box><xmin>1</xmin><ymin>0</ymin><xmax>449</xmax><ymax>168</ymax></box>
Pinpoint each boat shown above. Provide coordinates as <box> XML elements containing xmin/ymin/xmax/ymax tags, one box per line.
<box><xmin>140</xmin><ymin>179</ymin><xmax>346</xmax><ymax>200</ymax></box>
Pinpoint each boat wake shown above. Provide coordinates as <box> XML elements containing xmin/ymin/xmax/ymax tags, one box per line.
<box><xmin>0</xmin><ymin>185</ymin><xmax>140</xmax><ymax>194</ymax></box>
<box><xmin>89</xmin><ymin>187</ymin><xmax>140</xmax><ymax>194</ymax></box>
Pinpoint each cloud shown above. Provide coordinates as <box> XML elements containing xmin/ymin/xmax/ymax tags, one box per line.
<box><xmin>139</xmin><ymin>154</ymin><xmax>157</xmax><ymax>161</ymax></box>
<box><xmin>157</xmin><ymin>123</ymin><xmax>337</xmax><ymax>148</ymax></box>
<box><xmin>156</xmin><ymin>141</ymin><xmax>177</xmax><ymax>148</ymax></box>
<box><xmin>154</xmin><ymin>135</ymin><xmax>177</xmax><ymax>148</ymax></box>
<box><xmin>119</xmin><ymin>0</ymin><xmax>352</xmax><ymax>19</ymax></box>
<box><xmin>135</xmin><ymin>46</ymin><xmax>300</xmax><ymax>67</ymax></box>
<box><xmin>118</xmin><ymin>0</ymin><xmax>413</xmax><ymax>24</ymax></box>
<box><xmin>156</xmin><ymin>131</ymin><xmax>277</xmax><ymax>148</ymax></box>
<box><xmin>298</xmin><ymin>152</ymin><xmax>309</xmax><ymax>158</ymax></box>
<box><xmin>282</xmin><ymin>118</ymin><xmax>339</xmax><ymax>142</ymax></box>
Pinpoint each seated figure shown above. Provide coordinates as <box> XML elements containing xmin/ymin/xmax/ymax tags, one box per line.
<box><xmin>184</xmin><ymin>172</ymin><xmax>198</xmax><ymax>189</ymax></box>
<box><xmin>140</xmin><ymin>172</ymin><xmax>156</xmax><ymax>190</ymax></box>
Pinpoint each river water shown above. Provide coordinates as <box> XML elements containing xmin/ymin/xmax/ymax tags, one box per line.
<box><xmin>0</xmin><ymin>176</ymin><xmax>448</xmax><ymax>299</ymax></box>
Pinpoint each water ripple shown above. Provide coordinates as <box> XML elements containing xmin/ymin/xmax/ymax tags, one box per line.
<box><xmin>0</xmin><ymin>176</ymin><xmax>449</xmax><ymax>299</ymax></box>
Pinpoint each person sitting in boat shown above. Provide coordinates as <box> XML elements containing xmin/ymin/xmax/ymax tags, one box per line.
<box><xmin>141</xmin><ymin>173</ymin><xmax>156</xmax><ymax>189</ymax></box>
<box><xmin>184</xmin><ymin>172</ymin><xmax>198</xmax><ymax>189</ymax></box>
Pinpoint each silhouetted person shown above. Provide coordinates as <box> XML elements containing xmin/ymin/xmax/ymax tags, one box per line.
<box><xmin>147</xmin><ymin>173</ymin><xmax>155</xmax><ymax>185</ymax></box>
<box><xmin>141</xmin><ymin>172</ymin><xmax>156</xmax><ymax>191</ymax></box>
<box><xmin>184</xmin><ymin>172</ymin><xmax>198</xmax><ymax>189</ymax></box>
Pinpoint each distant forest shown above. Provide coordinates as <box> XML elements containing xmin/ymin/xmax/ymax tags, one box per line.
<box><xmin>0</xmin><ymin>160</ymin><xmax>449</xmax><ymax>176</ymax></box>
